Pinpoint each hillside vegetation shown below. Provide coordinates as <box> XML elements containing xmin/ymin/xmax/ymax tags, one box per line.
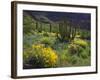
<box><xmin>23</xmin><ymin>13</ymin><xmax>91</xmax><ymax>69</ymax></box>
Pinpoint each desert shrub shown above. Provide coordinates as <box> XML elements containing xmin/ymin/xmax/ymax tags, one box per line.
<box><xmin>40</xmin><ymin>37</ymin><xmax>55</xmax><ymax>46</ymax></box>
<box><xmin>80</xmin><ymin>51</ymin><xmax>88</xmax><ymax>59</ymax></box>
<box><xmin>70</xmin><ymin>55</ymin><xmax>79</xmax><ymax>65</ymax></box>
<box><xmin>68</xmin><ymin>43</ymin><xmax>83</xmax><ymax>55</ymax></box>
<box><xmin>80</xmin><ymin>30</ymin><xmax>91</xmax><ymax>40</ymax></box>
<box><xmin>58</xmin><ymin>50</ymin><xmax>71</xmax><ymax>66</ymax></box>
<box><xmin>23</xmin><ymin>34</ymin><xmax>41</xmax><ymax>49</ymax></box>
<box><xmin>24</xmin><ymin>44</ymin><xmax>58</xmax><ymax>68</ymax></box>
<box><xmin>40</xmin><ymin>37</ymin><xmax>51</xmax><ymax>45</ymax></box>
<box><xmin>50</xmin><ymin>32</ymin><xmax>56</xmax><ymax>37</ymax></box>
<box><xmin>73</xmin><ymin>38</ymin><xmax>88</xmax><ymax>48</ymax></box>
<box><xmin>79</xmin><ymin>46</ymin><xmax>90</xmax><ymax>59</ymax></box>
<box><xmin>43</xmin><ymin>32</ymin><xmax>49</xmax><ymax>37</ymax></box>
<box><xmin>59</xmin><ymin>51</ymin><xmax>67</xmax><ymax>61</ymax></box>
<box><xmin>60</xmin><ymin>53</ymin><xmax>67</xmax><ymax>61</ymax></box>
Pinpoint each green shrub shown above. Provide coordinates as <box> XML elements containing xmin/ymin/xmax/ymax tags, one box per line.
<box><xmin>43</xmin><ymin>32</ymin><xmax>49</xmax><ymax>37</ymax></box>
<box><xmin>70</xmin><ymin>55</ymin><xmax>79</xmax><ymax>64</ymax></box>
<box><xmin>40</xmin><ymin>37</ymin><xmax>54</xmax><ymax>46</ymax></box>
<box><xmin>23</xmin><ymin>44</ymin><xmax>58</xmax><ymax>68</ymax></box>
<box><xmin>60</xmin><ymin>51</ymin><xmax>68</xmax><ymax>61</ymax></box>
<box><xmin>80</xmin><ymin>51</ymin><xmax>88</xmax><ymax>59</ymax></box>
<box><xmin>68</xmin><ymin>43</ymin><xmax>78</xmax><ymax>55</ymax></box>
<box><xmin>80</xmin><ymin>30</ymin><xmax>91</xmax><ymax>39</ymax></box>
<box><xmin>50</xmin><ymin>32</ymin><xmax>56</xmax><ymax>37</ymax></box>
<box><xmin>68</xmin><ymin>43</ymin><xmax>83</xmax><ymax>55</ymax></box>
<box><xmin>79</xmin><ymin>46</ymin><xmax>90</xmax><ymax>59</ymax></box>
<box><xmin>73</xmin><ymin>38</ymin><xmax>88</xmax><ymax>48</ymax></box>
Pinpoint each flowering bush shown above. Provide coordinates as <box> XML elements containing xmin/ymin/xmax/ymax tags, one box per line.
<box><xmin>24</xmin><ymin>44</ymin><xmax>58</xmax><ymax>68</ymax></box>
<box><xmin>73</xmin><ymin>38</ymin><xmax>88</xmax><ymax>48</ymax></box>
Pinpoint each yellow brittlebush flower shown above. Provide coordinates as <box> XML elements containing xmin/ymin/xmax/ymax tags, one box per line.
<box><xmin>27</xmin><ymin>44</ymin><xmax>58</xmax><ymax>68</ymax></box>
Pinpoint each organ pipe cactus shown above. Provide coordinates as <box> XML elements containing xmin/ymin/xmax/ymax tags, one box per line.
<box><xmin>58</xmin><ymin>19</ymin><xmax>76</xmax><ymax>42</ymax></box>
